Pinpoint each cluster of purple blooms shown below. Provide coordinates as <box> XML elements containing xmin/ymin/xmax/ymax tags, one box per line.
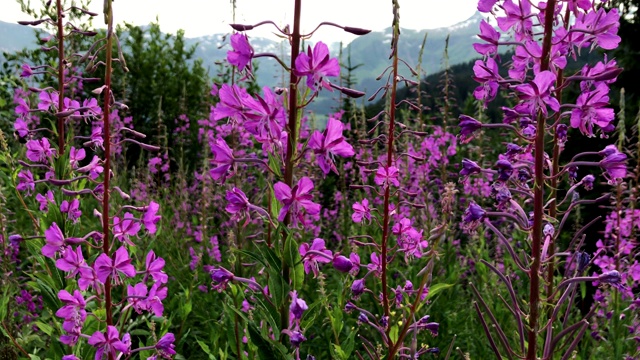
<box><xmin>10</xmin><ymin>3</ymin><xmax>177</xmax><ymax>359</ymax></box>
<box><xmin>458</xmin><ymin>0</ymin><xmax>631</xmax><ymax>358</ymax></box>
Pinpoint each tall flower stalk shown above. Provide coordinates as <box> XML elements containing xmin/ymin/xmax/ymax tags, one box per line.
<box><xmin>462</xmin><ymin>0</ymin><xmax>625</xmax><ymax>358</ymax></box>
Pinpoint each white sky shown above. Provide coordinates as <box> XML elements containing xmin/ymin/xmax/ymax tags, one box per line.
<box><xmin>1</xmin><ymin>0</ymin><xmax>478</xmax><ymax>43</ymax></box>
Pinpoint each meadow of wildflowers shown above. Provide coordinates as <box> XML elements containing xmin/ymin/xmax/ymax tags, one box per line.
<box><xmin>0</xmin><ymin>0</ymin><xmax>639</xmax><ymax>359</ymax></box>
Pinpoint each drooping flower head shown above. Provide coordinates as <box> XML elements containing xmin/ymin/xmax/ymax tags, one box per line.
<box><xmin>227</xmin><ymin>33</ymin><xmax>254</xmax><ymax>71</ymax></box>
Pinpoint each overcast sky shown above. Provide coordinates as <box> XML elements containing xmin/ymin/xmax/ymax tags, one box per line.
<box><xmin>1</xmin><ymin>0</ymin><xmax>478</xmax><ymax>43</ymax></box>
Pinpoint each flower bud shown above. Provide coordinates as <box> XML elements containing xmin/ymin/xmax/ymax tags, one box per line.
<box><xmin>351</xmin><ymin>279</ymin><xmax>365</xmax><ymax>297</ymax></box>
<box><xmin>332</xmin><ymin>255</ymin><xmax>354</xmax><ymax>273</ymax></box>
<box><xmin>598</xmin><ymin>270</ymin><xmax>621</xmax><ymax>284</ymax></box>
<box><xmin>343</xmin><ymin>26</ymin><xmax>372</xmax><ymax>35</ymax></box>
<box><xmin>211</xmin><ymin>267</ymin><xmax>234</xmax><ymax>283</ymax></box>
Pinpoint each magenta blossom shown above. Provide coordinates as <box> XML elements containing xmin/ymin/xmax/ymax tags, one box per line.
<box><xmin>56</xmin><ymin>290</ymin><xmax>86</xmax><ymax>333</ymax></box>
<box><xmin>143</xmin><ymin>201</ymin><xmax>161</xmax><ymax>234</ymax></box>
<box><xmin>69</xmin><ymin>146</ymin><xmax>85</xmax><ymax>169</ymax></box>
<box><xmin>225</xmin><ymin>187</ymin><xmax>252</xmax><ymax>221</ymax></box>
<box><xmin>473</xmin><ymin>20</ymin><xmax>500</xmax><ymax>55</ymax></box>
<box><xmin>352</xmin><ymin>198</ymin><xmax>371</xmax><ymax>223</ymax></box>
<box><xmin>374</xmin><ymin>166</ymin><xmax>400</xmax><ymax>188</ymax></box>
<box><xmin>514</xmin><ymin>71</ymin><xmax>559</xmax><ymax>116</ymax></box>
<box><xmin>76</xmin><ymin>155</ymin><xmax>104</xmax><ymax>180</ymax></box>
<box><xmin>26</xmin><ymin>137</ymin><xmax>56</xmax><ymax>163</ymax></box>
<box><xmin>274</xmin><ymin>177</ymin><xmax>321</xmax><ymax>225</ymax></box>
<box><xmin>209</xmin><ymin>138</ymin><xmax>235</xmax><ymax>181</ymax></box>
<box><xmin>88</xmin><ymin>326</ymin><xmax>128</xmax><ymax>360</ymax></box>
<box><xmin>14</xmin><ymin>118</ymin><xmax>28</xmax><ymax>137</ymax></box>
<box><xmin>290</xmin><ymin>290</ymin><xmax>308</xmax><ymax>321</ymax></box>
<box><xmin>38</xmin><ymin>91</ymin><xmax>56</xmax><ymax>111</ymax></box>
<box><xmin>60</xmin><ymin>199</ymin><xmax>82</xmax><ymax>223</ymax></box>
<box><xmin>143</xmin><ymin>250</ymin><xmax>168</xmax><ymax>284</ymax></box>
<box><xmin>155</xmin><ymin>332</ymin><xmax>177</xmax><ymax>358</ymax></box>
<box><xmin>227</xmin><ymin>33</ymin><xmax>254</xmax><ymax>71</ymax></box>
<box><xmin>113</xmin><ymin>213</ymin><xmax>141</xmax><ymax>246</ymax></box>
<box><xmin>94</xmin><ymin>246</ymin><xmax>136</xmax><ymax>284</ymax></box>
<box><xmin>599</xmin><ymin>145</ymin><xmax>627</xmax><ymax>183</ymax></box>
<box><xmin>56</xmin><ymin>246</ymin><xmax>85</xmax><ymax>277</ymax></box>
<box><xmin>36</xmin><ymin>190</ymin><xmax>55</xmax><ymax>211</ymax></box>
<box><xmin>299</xmin><ymin>238</ymin><xmax>333</xmax><ymax>277</ymax></box>
<box><xmin>294</xmin><ymin>41</ymin><xmax>340</xmax><ymax>91</ymax></box>
<box><xmin>570</xmin><ymin>84</ymin><xmax>614</xmax><ymax>137</ymax></box>
<box><xmin>43</xmin><ymin>222</ymin><xmax>80</xmax><ymax>258</ymax></box>
<box><xmin>308</xmin><ymin>117</ymin><xmax>354</xmax><ymax>175</ymax></box>
<box><xmin>17</xmin><ymin>170</ymin><xmax>35</xmax><ymax>194</ymax></box>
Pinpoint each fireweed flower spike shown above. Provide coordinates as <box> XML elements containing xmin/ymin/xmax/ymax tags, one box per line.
<box><xmin>294</xmin><ymin>41</ymin><xmax>340</xmax><ymax>91</ymax></box>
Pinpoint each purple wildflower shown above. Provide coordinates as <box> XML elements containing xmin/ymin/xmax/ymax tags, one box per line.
<box><xmin>26</xmin><ymin>138</ymin><xmax>55</xmax><ymax>163</ymax></box>
<box><xmin>374</xmin><ymin>166</ymin><xmax>400</xmax><ymax>188</ymax></box>
<box><xmin>274</xmin><ymin>177</ymin><xmax>321</xmax><ymax>225</ymax></box>
<box><xmin>299</xmin><ymin>238</ymin><xmax>333</xmax><ymax>276</ymax></box>
<box><xmin>94</xmin><ymin>247</ymin><xmax>136</xmax><ymax>284</ymax></box>
<box><xmin>14</xmin><ymin>118</ymin><xmax>28</xmax><ymax>137</ymax></box>
<box><xmin>308</xmin><ymin>117</ymin><xmax>354</xmax><ymax>175</ymax></box>
<box><xmin>352</xmin><ymin>198</ymin><xmax>371</xmax><ymax>223</ymax></box>
<box><xmin>209</xmin><ymin>138</ymin><xmax>235</xmax><ymax>181</ymax></box>
<box><xmin>155</xmin><ymin>333</ymin><xmax>177</xmax><ymax>358</ymax></box>
<box><xmin>55</xmin><ymin>290</ymin><xmax>86</xmax><ymax>333</ymax></box>
<box><xmin>294</xmin><ymin>42</ymin><xmax>340</xmax><ymax>91</ymax></box>
<box><xmin>142</xmin><ymin>201</ymin><xmax>161</xmax><ymax>234</ymax></box>
<box><xmin>227</xmin><ymin>33</ymin><xmax>254</xmax><ymax>71</ymax></box>
<box><xmin>113</xmin><ymin>213</ymin><xmax>140</xmax><ymax>246</ymax></box>
<box><xmin>458</xmin><ymin>115</ymin><xmax>482</xmax><ymax>143</ymax></box>
<box><xmin>143</xmin><ymin>250</ymin><xmax>168</xmax><ymax>284</ymax></box>
<box><xmin>290</xmin><ymin>291</ymin><xmax>308</xmax><ymax>320</ymax></box>
<box><xmin>88</xmin><ymin>326</ymin><xmax>128</xmax><ymax>360</ymax></box>
<box><xmin>225</xmin><ymin>187</ymin><xmax>251</xmax><ymax>221</ymax></box>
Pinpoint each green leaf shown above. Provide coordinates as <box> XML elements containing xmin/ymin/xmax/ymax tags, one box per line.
<box><xmin>197</xmin><ymin>338</ymin><xmax>213</xmax><ymax>355</ymax></box>
<box><xmin>389</xmin><ymin>325</ymin><xmax>399</xmax><ymax>344</ymax></box>
<box><xmin>331</xmin><ymin>344</ymin><xmax>348</xmax><ymax>360</ymax></box>
<box><xmin>267</xmin><ymin>269</ymin><xmax>288</xmax><ymax>309</ymax></box>
<box><xmin>247</xmin><ymin>322</ymin><xmax>288</xmax><ymax>360</ymax></box>
<box><xmin>268</xmin><ymin>153</ymin><xmax>282</xmax><ymax>178</ymax></box>
<box><xmin>580</xmin><ymin>281</ymin><xmax>586</xmax><ymax>299</ymax></box>
<box><xmin>427</xmin><ymin>283</ymin><xmax>454</xmax><ymax>299</ymax></box>
<box><xmin>35</xmin><ymin>321</ymin><xmax>54</xmax><ymax>336</ymax></box>
<box><xmin>268</xmin><ymin>184</ymin><xmax>282</xmax><ymax>223</ymax></box>
<box><xmin>283</xmin><ymin>234</ymin><xmax>304</xmax><ymax>290</ymax></box>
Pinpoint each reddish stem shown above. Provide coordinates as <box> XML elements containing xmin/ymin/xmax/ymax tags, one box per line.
<box><xmin>280</xmin><ymin>0</ymin><xmax>302</xmax><ymax>338</ymax></box>
<box><xmin>56</xmin><ymin>0</ymin><xmax>66</xmax><ymax>154</ymax></box>
<box><xmin>102</xmin><ymin>5</ymin><xmax>114</xmax><ymax>348</ymax></box>
<box><xmin>527</xmin><ymin>1</ymin><xmax>557</xmax><ymax>359</ymax></box>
